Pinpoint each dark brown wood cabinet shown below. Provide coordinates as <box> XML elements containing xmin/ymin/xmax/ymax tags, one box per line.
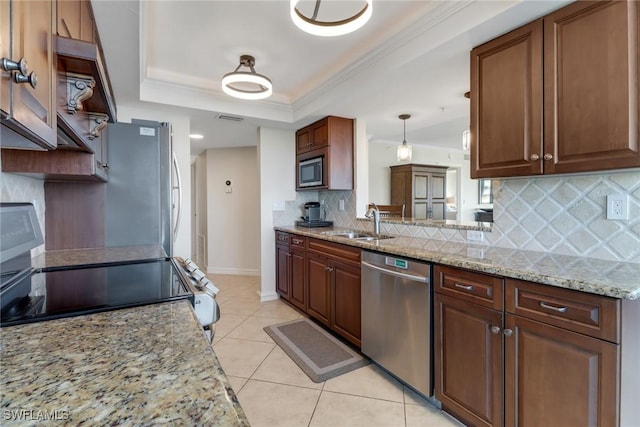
<box><xmin>1</xmin><ymin>0</ymin><xmax>57</xmax><ymax>150</ymax></box>
<box><xmin>390</xmin><ymin>164</ymin><xmax>448</xmax><ymax>220</ymax></box>
<box><xmin>289</xmin><ymin>235</ymin><xmax>307</xmax><ymax>312</ymax></box>
<box><xmin>504</xmin><ymin>278</ymin><xmax>620</xmax><ymax>427</ymax></box>
<box><xmin>471</xmin><ymin>0</ymin><xmax>640</xmax><ymax>178</ymax></box>
<box><xmin>275</xmin><ymin>232</ymin><xmax>290</xmax><ymax>300</ymax></box>
<box><xmin>470</xmin><ymin>20</ymin><xmax>543</xmax><ymax>178</ymax></box>
<box><xmin>307</xmin><ymin>237</ymin><xmax>361</xmax><ymax>347</ymax></box>
<box><xmin>275</xmin><ymin>231</ymin><xmax>362</xmax><ymax>348</ymax></box>
<box><xmin>295</xmin><ymin>116</ymin><xmax>354</xmax><ymax>191</ymax></box>
<box><xmin>57</xmin><ymin>0</ymin><xmax>97</xmax><ymax>43</ymax></box>
<box><xmin>435</xmin><ymin>264</ymin><xmax>624</xmax><ymax>427</ymax></box>
<box><xmin>434</xmin><ymin>266</ymin><xmax>505</xmax><ymax>427</ymax></box>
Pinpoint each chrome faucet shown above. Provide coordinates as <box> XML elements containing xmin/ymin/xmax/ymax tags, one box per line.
<box><xmin>364</xmin><ymin>203</ymin><xmax>381</xmax><ymax>236</ymax></box>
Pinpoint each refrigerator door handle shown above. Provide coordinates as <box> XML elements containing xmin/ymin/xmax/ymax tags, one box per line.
<box><xmin>172</xmin><ymin>152</ymin><xmax>182</xmax><ymax>243</ymax></box>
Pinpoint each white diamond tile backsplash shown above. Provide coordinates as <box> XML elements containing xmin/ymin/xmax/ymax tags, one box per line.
<box><xmin>0</xmin><ymin>172</ymin><xmax>46</xmax><ymax>256</ymax></box>
<box><xmin>275</xmin><ymin>170</ymin><xmax>640</xmax><ymax>264</ymax></box>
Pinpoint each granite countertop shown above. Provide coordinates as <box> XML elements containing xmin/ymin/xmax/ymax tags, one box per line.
<box><xmin>32</xmin><ymin>245</ymin><xmax>168</xmax><ymax>269</ymax></box>
<box><xmin>276</xmin><ymin>225</ymin><xmax>640</xmax><ymax>300</ymax></box>
<box><xmin>0</xmin><ymin>301</ymin><xmax>249</xmax><ymax>426</ymax></box>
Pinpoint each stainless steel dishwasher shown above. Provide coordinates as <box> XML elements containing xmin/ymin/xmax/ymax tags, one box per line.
<box><xmin>361</xmin><ymin>251</ymin><xmax>432</xmax><ymax>397</ymax></box>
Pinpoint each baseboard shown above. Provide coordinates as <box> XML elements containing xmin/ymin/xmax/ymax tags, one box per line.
<box><xmin>259</xmin><ymin>291</ymin><xmax>279</xmax><ymax>302</ymax></box>
<box><xmin>206</xmin><ymin>267</ymin><xmax>260</xmax><ymax>276</ymax></box>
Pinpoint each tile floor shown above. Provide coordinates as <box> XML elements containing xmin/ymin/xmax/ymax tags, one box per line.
<box><xmin>210</xmin><ymin>273</ymin><xmax>465</xmax><ymax>427</ymax></box>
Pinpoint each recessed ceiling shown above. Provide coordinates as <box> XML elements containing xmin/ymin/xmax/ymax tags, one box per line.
<box><xmin>92</xmin><ymin>0</ymin><xmax>571</xmax><ymax>156</ymax></box>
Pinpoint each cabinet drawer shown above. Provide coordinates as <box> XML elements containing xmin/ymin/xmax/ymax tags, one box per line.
<box><xmin>275</xmin><ymin>231</ymin><xmax>289</xmax><ymax>246</ymax></box>
<box><xmin>290</xmin><ymin>235</ymin><xmax>306</xmax><ymax>250</ymax></box>
<box><xmin>506</xmin><ymin>279</ymin><xmax>620</xmax><ymax>343</ymax></box>
<box><xmin>434</xmin><ymin>265</ymin><xmax>504</xmax><ymax>310</ymax></box>
<box><xmin>308</xmin><ymin>238</ymin><xmax>360</xmax><ymax>264</ymax></box>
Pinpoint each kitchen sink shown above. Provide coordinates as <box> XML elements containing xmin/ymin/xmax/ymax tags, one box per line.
<box><xmin>321</xmin><ymin>230</ymin><xmax>395</xmax><ymax>241</ymax></box>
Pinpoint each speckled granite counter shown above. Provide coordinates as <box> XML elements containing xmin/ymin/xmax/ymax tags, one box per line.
<box><xmin>276</xmin><ymin>226</ymin><xmax>640</xmax><ymax>300</ymax></box>
<box><xmin>0</xmin><ymin>301</ymin><xmax>249</xmax><ymax>426</ymax></box>
<box><xmin>355</xmin><ymin>217</ymin><xmax>492</xmax><ymax>231</ymax></box>
<box><xmin>32</xmin><ymin>245</ymin><xmax>167</xmax><ymax>269</ymax></box>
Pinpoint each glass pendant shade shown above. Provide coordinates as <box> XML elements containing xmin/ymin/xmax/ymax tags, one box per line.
<box><xmin>397</xmin><ymin>114</ymin><xmax>412</xmax><ymax>161</ymax></box>
<box><xmin>290</xmin><ymin>0</ymin><xmax>372</xmax><ymax>37</ymax></box>
<box><xmin>462</xmin><ymin>129</ymin><xmax>470</xmax><ymax>151</ymax></box>
<box><xmin>397</xmin><ymin>142</ymin><xmax>412</xmax><ymax>162</ymax></box>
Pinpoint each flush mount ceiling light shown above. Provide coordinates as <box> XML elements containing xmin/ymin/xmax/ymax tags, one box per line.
<box><xmin>189</xmin><ymin>134</ymin><xmax>204</xmax><ymax>140</ymax></box>
<box><xmin>397</xmin><ymin>114</ymin><xmax>412</xmax><ymax>162</ymax></box>
<box><xmin>290</xmin><ymin>0</ymin><xmax>372</xmax><ymax>37</ymax></box>
<box><xmin>222</xmin><ymin>55</ymin><xmax>272</xmax><ymax>100</ymax></box>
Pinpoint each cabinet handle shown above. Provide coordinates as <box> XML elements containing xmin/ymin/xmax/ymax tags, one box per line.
<box><xmin>539</xmin><ymin>301</ymin><xmax>568</xmax><ymax>313</ymax></box>
<box><xmin>1</xmin><ymin>57</ymin><xmax>28</xmax><ymax>75</ymax></box>
<box><xmin>454</xmin><ymin>283</ymin><xmax>474</xmax><ymax>291</ymax></box>
<box><xmin>293</xmin><ymin>239</ymin><xmax>303</xmax><ymax>244</ymax></box>
<box><xmin>490</xmin><ymin>326</ymin><xmax>501</xmax><ymax>334</ymax></box>
<box><xmin>543</xmin><ymin>153</ymin><xmax>553</xmax><ymax>161</ymax></box>
<box><xmin>503</xmin><ymin>329</ymin><xmax>513</xmax><ymax>337</ymax></box>
<box><xmin>14</xmin><ymin>71</ymin><xmax>37</xmax><ymax>89</ymax></box>
<box><xmin>530</xmin><ymin>154</ymin><xmax>540</xmax><ymax>161</ymax></box>
<box><xmin>325</xmin><ymin>266</ymin><xmax>334</xmax><ymax>272</ymax></box>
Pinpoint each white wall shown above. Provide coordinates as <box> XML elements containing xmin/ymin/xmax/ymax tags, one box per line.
<box><xmin>204</xmin><ymin>147</ymin><xmax>260</xmax><ymax>275</ymax></box>
<box><xmin>258</xmin><ymin>126</ymin><xmax>296</xmax><ymax>302</ymax></box>
<box><xmin>368</xmin><ymin>142</ymin><xmax>478</xmax><ymax>221</ymax></box>
<box><xmin>194</xmin><ymin>154</ymin><xmax>208</xmax><ymax>268</ymax></box>
<box><xmin>116</xmin><ymin>105</ymin><xmax>192</xmax><ymax>258</ymax></box>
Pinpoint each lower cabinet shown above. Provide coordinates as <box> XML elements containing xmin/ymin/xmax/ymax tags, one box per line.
<box><xmin>434</xmin><ymin>265</ymin><xmax>622</xmax><ymax>427</ymax></box>
<box><xmin>275</xmin><ymin>231</ymin><xmax>361</xmax><ymax>348</ymax></box>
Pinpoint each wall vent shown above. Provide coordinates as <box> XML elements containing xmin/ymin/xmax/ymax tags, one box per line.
<box><xmin>217</xmin><ymin>114</ymin><xmax>244</xmax><ymax>122</ymax></box>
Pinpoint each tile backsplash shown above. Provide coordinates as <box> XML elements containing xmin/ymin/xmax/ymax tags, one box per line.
<box><xmin>275</xmin><ymin>170</ymin><xmax>640</xmax><ymax>264</ymax></box>
<box><xmin>0</xmin><ymin>172</ymin><xmax>46</xmax><ymax>256</ymax></box>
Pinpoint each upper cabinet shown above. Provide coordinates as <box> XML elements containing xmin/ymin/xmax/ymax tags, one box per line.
<box><xmin>1</xmin><ymin>0</ymin><xmax>57</xmax><ymax>150</ymax></box>
<box><xmin>296</xmin><ymin>116</ymin><xmax>354</xmax><ymax>191</ymax></box>
<box><xmin>1</xmin><ymin>0</ymin><xmax>115</xmax><ymax>182</ymax></box>
<box><xmin>471</xmin><ymin>0</ymin><xmax>640</xmax><ymax>179</ymax></box>
<box><xmin>390</xmin><ymin>164</ymin><xmax>448</xmax><ymax>220</ymax></box>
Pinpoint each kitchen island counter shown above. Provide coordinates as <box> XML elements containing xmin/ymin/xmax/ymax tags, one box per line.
<box><xmin>276</xmin><ymin>225</ymin><xmax>640</xmax><ymax>300</ymax></box>
<box><xmin>0</xmin><ymin>300</ymin><xmax>249</xmax><ymax>426</ymax></box>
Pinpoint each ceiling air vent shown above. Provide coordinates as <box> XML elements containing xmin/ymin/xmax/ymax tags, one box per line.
<box><xmin>216</xmin><ymin>114</ymin><xmax>244</xmax><ymax>122</ymax></box>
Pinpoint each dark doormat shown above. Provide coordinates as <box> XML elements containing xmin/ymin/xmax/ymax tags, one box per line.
<box><xmin>264</xmin><ymin>318</ymin><xmax>369</xmax><ymax>383</ymax></box>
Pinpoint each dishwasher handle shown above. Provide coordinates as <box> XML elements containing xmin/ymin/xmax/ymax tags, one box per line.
<box><xmin>362</xmin><ymin>260</ymin><xmax>429</xmax><ymax>283</ymax></box>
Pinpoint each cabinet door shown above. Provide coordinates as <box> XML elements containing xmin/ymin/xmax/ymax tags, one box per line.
<box><xmin>296</xmin><ymin>127</ymin><xmax>311</xmax><ymax>154</ymax></box>
<box><xmin>434</xmin><ymin>293</ymin><xmax>504</xmax><ymax>427</ymax></box>
<box><xmin>276</xmin><ymin>244</ymin><xmax>290</xmax><ymax>300</ymax></box>
<box><xmin>504</xmin><ymin>314</ymin><xmax>619</xmax><ymax>427</ymax></box>
<box><xmin>1</xmin><ymin>0</ymin><xmax>56</xmax><ymax>149</ymax></box>
<box><xmin>471</xmin><ymin>20</ymin><xmax>543</xmax><ymax>178</ymax></box>
<box><xmin>544</xmin><ymin>0</ymin><xmax>640</xmax><ymax>173</ymax></box>
<box><xmin>290</xmin><ymin>249</ymin><xmax>306</xmax><ymax>311</ymax></box>
<box><xmin>57</xmin><ymin>0</ymin><xmax>96</xmax><ymax>43</ymax></box>
<box><xmin>310</xmin><ymin>119</ymin><xmax>328</xmax><ymax>150</ymax></box>
<box><xmin>306</xmin><ymin>253</ymin><xmax>330</xmax><ymax>326</ymax></box>
<box><xmin>331</xmin><ymin>259</ymin><xmax>361</xmax><ymax>347</ymax></box>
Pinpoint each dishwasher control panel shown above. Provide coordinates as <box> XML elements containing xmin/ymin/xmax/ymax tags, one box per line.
<box><xmin>385</xmin><ymin>257</ymin><xmax>408</xmax><ymax>269</ymax></box>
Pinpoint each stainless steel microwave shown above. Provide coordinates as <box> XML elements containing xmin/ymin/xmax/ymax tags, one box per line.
<box><xmin>298</xmin><ymin>156</ymin><xmax>323</xmax><ymax>188</ymax></box>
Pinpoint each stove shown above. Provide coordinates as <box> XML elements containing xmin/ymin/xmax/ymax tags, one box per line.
<box><xmin>0</xmin><ymin>204</ymin><xmax>219</xmax><ymax>340</ymax></box>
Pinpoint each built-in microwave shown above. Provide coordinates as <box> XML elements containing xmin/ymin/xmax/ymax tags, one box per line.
<box><xmin>298</xmin><ymin>156</ymin><xmax>323</xmax><ymax>188</ymax></box>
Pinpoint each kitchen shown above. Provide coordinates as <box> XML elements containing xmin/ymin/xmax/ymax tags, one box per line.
<box><xmin>2</xmin><ymin>1</ymin><xmax>640</xmax><ymax>426</ymax></box>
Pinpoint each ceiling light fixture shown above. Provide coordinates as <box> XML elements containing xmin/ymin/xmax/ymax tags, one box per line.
<box><xmin>290</xmin><ymin>0</ymin><xmax>373</xmax><ymax>37</ymax></box>
<box><xmin>222</xmin><ymin>55</ymin><xmax>272</xmax><ymax>100</ymax></box>
<box><xmin>189</xmin><ymin>134</ymin><xmax>204</xmax><ymax>140</ymax></box>
<box><xmin>397</xmin><ymin>114</ymin><xmax>412</xmax><ymax>162</ymax></box>
<box><xmin>462</xmin><ymin>91</ymin><xmax>471</xmax><ymax>152</ymax></box>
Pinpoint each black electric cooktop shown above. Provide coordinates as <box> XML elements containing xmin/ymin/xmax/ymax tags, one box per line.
<box><xmin>0</xmin><ymin>259</ymin><xmax>193</xmax><ymax>327</ymax></box>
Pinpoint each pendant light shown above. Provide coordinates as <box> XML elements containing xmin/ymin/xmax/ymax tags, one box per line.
<box><xmin>290</xmin><ymin>0</ymin><xmax>373</xmax><ymax>37</ymax></box>
<box><xmin>462</xmin><ymin>91</ymin><xmax>470</xmax><ymax>151</ymax></box>
<box><xmin>222</xmin><ymin>55</ymin><xmax>272</xmax><ymax>100</ymax></box>
<box><xmin>397</xmin><ymin>114</ymin><xmax>412</xmax><ymax>162</ymax></box>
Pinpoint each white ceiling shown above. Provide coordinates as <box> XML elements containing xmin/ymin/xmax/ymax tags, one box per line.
<box><xmin>91</xmin><ymin>0</ymin><xmax>571</xmax><ymax>156</ymax></box>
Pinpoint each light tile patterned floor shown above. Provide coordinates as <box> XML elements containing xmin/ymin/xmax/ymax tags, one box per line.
<box><xmin>210</xmin><ymin>274</ymin><xmax>465</xmax><ymax>427</ymax></box>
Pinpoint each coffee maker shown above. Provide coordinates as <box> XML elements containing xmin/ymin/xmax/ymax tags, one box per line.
<box><xmin>296</xmin><ymin>202</ymin><xmax>332</xmax><ymax>227</ymax></box>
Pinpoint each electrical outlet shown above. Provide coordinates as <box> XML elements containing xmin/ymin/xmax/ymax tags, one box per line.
<box><xmin>607</xmin><ymin>194</ymin><xmax>628</xmax><ymax>220</ymax></box>
<box><xmin>467</xmin><ymin>230</ymin><xmax>484</xmax><ymax>242</ymax></box>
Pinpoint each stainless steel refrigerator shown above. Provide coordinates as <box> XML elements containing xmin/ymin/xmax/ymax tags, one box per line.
<box><xmin>105</xmin><ymin>119</ymin><xmax>181</xmax><ymax>256</ymax></box>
